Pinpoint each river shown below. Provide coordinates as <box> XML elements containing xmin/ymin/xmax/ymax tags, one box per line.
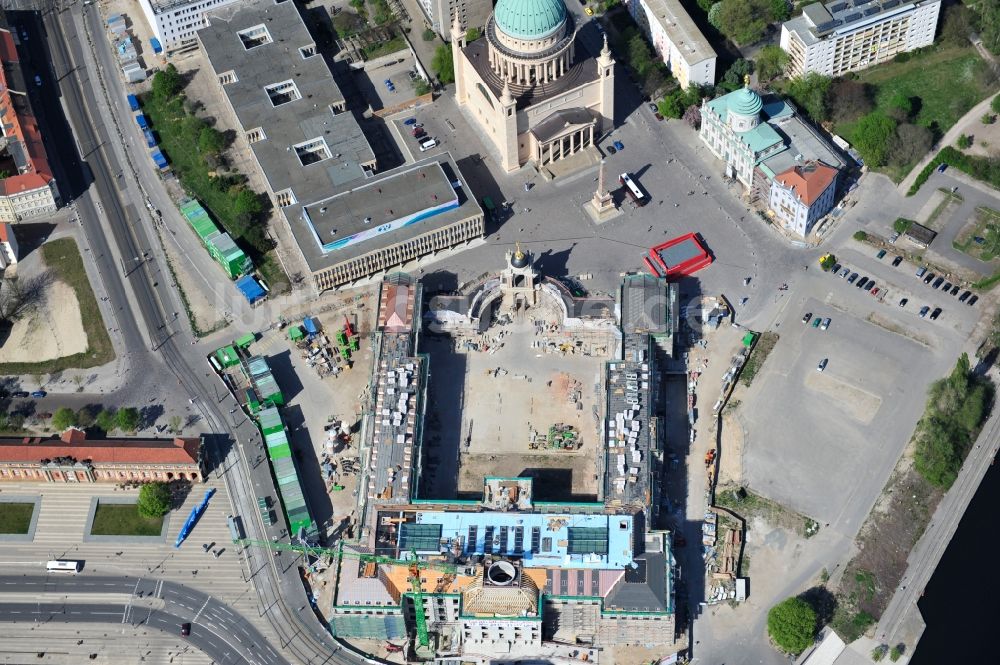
<box><xmin>910</xmin><ymin>460</ymin><xmax>1000</xmax><ymax>663</ymax></box>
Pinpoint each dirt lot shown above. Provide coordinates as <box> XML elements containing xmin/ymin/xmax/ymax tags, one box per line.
<box><xmin>421</xmin><ymin>321</ymin><xmax>607</xmax><ymax>500</ymax></box>
<box><xmin>0</xmin><ymin>276</ymin><xmax>86</xmax><ymax>364</ymax></box>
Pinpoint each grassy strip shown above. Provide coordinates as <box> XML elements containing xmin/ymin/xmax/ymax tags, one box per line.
<box><xmin>0</xmin><ymin>503</ymin><xmax>34</xmax><ymax>534</ymax></box>
<box><xmin>907</xmin><ymin>146</ymin><xmax>1000</xmax><ymax>197</ymax></box>
<box><xmin>0</xmin><ymin>239</ymin><xmax>115</xmax><ymax>375</ymax></box>
<box><xmin>362</xmin><ymin>36</ymin><xmax>405</xmax><ymax>59</ymax></box>
<box><xmin>715</xmin><ymin>484</ymin><xmax>819</xmax><ymax>538</ymax></box>
<box><xmin>90</xmin><ymin>503</ymin><xmax>164</xmax><ymax>536</ymax></box>
<box><xmin>739</xmin><ymin>331</ymin><xmax>779</xmax><ymax>387</ymax></box>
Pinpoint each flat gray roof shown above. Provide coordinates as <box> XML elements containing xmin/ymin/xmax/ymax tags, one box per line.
<box><xmin>198</xmin><ymin>0</ymin><xmax>374</xmax><ymax>205</ymax></box>
<box><xmin>786</xmin><ymin>1</ymin><xmax>926</xmax><ymax>46</ymax></box>
<box><xmin>638</xmin><ymin>0</ymin><xmax>716</xmax><ymax>65</ymax></box>
<box><xmin>293</xmin><ymin>153</ymin><xmax>483</xmax><ymax>272</ymax></box>
<box><xmin>762</xmin><ymin>113</ymin><xmax>845</xmax><ymax>178</ymax></box>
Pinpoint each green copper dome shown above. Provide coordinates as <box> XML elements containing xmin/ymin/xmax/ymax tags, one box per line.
<box><xmin>729</xmin><ymin>86</ymin><xmax>762</xmax><ymax>118</ymax></box>
<box><xmin>494</xmin><ymin>0</ymin><xmax>567</xmax><ymax>40</ymax></box>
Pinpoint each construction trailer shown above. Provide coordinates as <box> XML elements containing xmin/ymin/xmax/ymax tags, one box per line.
<box><xmin>179</xmin><ymin>198</ymin><xmax>252</xmax><ymax>278</ymax></box>
<box><xmin>257</xmin><ymin>406</ymin><xmax>318</xmax><ymax>541</ymax></box>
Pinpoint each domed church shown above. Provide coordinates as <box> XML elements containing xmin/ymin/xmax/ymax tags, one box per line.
<box><xmin>450</xmin><ymin>0</ymin><xmax>615</xmax><ymax>173</ymax></box>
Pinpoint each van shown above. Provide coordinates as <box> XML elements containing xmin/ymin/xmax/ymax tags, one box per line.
<box><xmin>419</xmin><ymin>138</ymin><xmax>437</xmax><ymax>152</ymax></box>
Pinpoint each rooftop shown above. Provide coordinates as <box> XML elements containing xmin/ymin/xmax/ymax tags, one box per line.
<box><xmin>637</xmin><ymin>0</ymin><xmax>717</xmax><ymax>65</ymax></box>
<box><xmin>0</xmin><ymin>429</ymin><xmax>201</xmax><ymax>465</ymax></box>
<box><xmin>774</xmin><ymin>161</ymin><xmax>839</xmax><ymax>205</ymax></box>
<box><xmin>785</xmin><ymin>0</ymin><xmax>929</xmax><ymax>46</ymax></box>
<box><xmin>0</xmin><ymin>29</ymin><xmax>55</xmax><ymax>196</ymax></box>
<box><xmin>197</xmin><ymin>0</ymin><xmax>374</xmax><ymax>206</ymax></box>
<box><xmin>760</xmin><ymin>111</ymin><xmax>845</xmax><ymax>178</ymax></box>
<box><xmin>605</xmin><ymin>355</ymin><xmax>655</xmax><ymax>507</ymax></box>
<box><xmin>494</xmin><ymin>0</ymin><xmax>567</xmax><ymax>40</ymax></box>
<box><xmin>295</xmin><ymin>155</ymin><xmax>483</xmax><ymax>272</ymax></box>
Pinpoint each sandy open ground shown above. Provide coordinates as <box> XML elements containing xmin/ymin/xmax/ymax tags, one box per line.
<box><xmin>0</xmin><ymin>279</ymin><xmax>86</xmax><ymax>363</ymax></box>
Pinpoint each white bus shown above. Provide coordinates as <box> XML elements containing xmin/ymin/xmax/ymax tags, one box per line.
<box><xmin>619</xmin><ymin>173</ymin><xmax>647</xmax><ymax>206</ymax></box>
<box><xmin>46</xmin><ymin>560</ymin><xmax>82</xmax><ymax>574</ymax></box>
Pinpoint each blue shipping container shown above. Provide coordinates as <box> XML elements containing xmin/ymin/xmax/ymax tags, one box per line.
<box><xmin>136</xmin><ymin>114</ymin><xmax>148</xmax><ymax>130</ymax></box>
<box><xmin>127</xmin><ymin>94</ymin><xmax>140</xmax><ymax>111</ymax></box>
<box><xmin>143</xmin><ymin>129</ymin><xmax>156</xmax><ymax>148</ymax></box>
<box><xmin>150</xmin><ymin>37</ymin><xmax>162</xmax><ymax>54</ymax></box>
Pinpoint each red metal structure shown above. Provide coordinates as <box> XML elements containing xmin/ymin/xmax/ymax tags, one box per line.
<box><xmin>645</xmin><ymin>233</ymin><xmax>712</xmax><ymax>278</ymax></box>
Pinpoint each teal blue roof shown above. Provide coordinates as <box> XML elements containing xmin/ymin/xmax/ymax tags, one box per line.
<box><xmin>494</xmin><ymin>0</ymin><xmax>567</xmax><ymax>40</ymax></box>
<box><xmin>746</xmin><ymin>123</ymin><xmax>782</xmax><ymax>155</ymax></box>
<box><xmin>706</xmin><ymin>88</ymin><xmax>782</xmax><ymax>155</ymax></box>
<box><xmin>729</xmin><ymin>87</ymin><xmax>763</xmax><ymax>117</ymax></box>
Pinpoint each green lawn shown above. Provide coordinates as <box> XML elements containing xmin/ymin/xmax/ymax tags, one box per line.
<box><xmin>139</xmin><ymin>94</ymin><xmax>289</xmax><ymax>293</ymax></box>
<box><xmin>836</xmin><ymin>45</ymin><xmax>996</xmax><ymax>180</ymax></box>
<box><xmin>0</xmin><ymin>503</ymin><xmax>34</xmax><ymax>534</ymax></box>
<box><xmin>0</xmin><ymin>238</ymin><xmax>115</xmax><ymax>375</ymax></box>
<box><xmin>90</xmin><ymin>503</ymin><xmax>164</xmax><ymax>536</ymax></box>
<box><xmin>954</xmin><ymin>207</ymin><xmax>1000</xmax><ymax>262</ymax></box>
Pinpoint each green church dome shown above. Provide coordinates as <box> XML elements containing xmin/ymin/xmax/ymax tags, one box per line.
<box><xmin>494</xmin><ymin>0</ymin><xmax>567</xmax><ymax>40</ymax></box>
<box><xmin>729</xmin><ymin>86</ymin><xmax>762</xmax><ymax>118</ymax></box>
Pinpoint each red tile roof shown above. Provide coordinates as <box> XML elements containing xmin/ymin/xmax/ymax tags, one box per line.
<box><xmin>0</xmin><ymin>31</ymin><xmax>53</xmax><ymax>189</ymax></box>
<box><xmin>0</xmin><ymin>429</ymin><xmax>202</xmax><ymax>465</ymax></box>
<box><xmin>774</xmin><ymin>162</ymin><xmax>837</xmax><ymax>206</ymax></box>
<box><xmin>0</xmin><ymin>222</ymin><xmax>11</xmax><ymax>243</ymax></box>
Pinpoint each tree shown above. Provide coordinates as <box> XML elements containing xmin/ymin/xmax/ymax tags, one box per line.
<box><xmin>432</xmin><ymin>44</ymin><xmax>454</xmax><ymax>84</ymax></box>
<box><xmin>115</xmin><ymin>407</ymin><xmax>141</xmax><ymax>433</ymax></box>
<box><xmin>659</xmin><ymin>94</ymin><xmax>684</xmax><ymax>119</ymax></box>
<box><xmin>413</xmin><ymin>78</ymin><xmax>432</xmax><ymax>96</ymax></box>
<box><xmin>232</xmin><ymin>188</ymin><xmax>263</xmax><ymax>219</ymax></box>
<box><xmin>853</xmin><ymin>231</ymin><xmax>867</xmax><ymax>242</ymax></box>
<box><xmin>893</xmin><ymin>218</ymin><xmax>914</xmax><ymax>234</ymax></box>
<box><xmin>886</xmin><ymin>91</ymin><xmax>913</xmax><ymax>122</ymax></box>
<box><xmin>982</xmin><ymin>113</ymin><xmax>995</xmax><ymax>125</ymax></box>
<box><xmin>715</xmin><ymin>0</ymin><xmax>769</xmax><ymax>46</ymax></box>
<box><xmin>983</xmin><ymin>1</ymin><xmax>1000</xmax><ymax>56</ymax></box>
<box><xmin>465</xmin><ymin>27</ymin><xmax>481</xmax><ymax>42</ymax></box>
<box><xmin>889</xmin><ymin>645</ymin><xmax>904</xmax><ymax>662</ymax></box>
<box><xmin>96</xmin><ymin>409</ymin><xmax>116</xmax><ymax>433</ymax></box>
<box><xmin>137</xmin><ymin>482</ymin><xmax>172</xmax><ymax>518</ymax></box>
<box><xmin>707</xmin><ymin>2</ymin><xmax>723</xmax><ymax>30</ymax></box>
<box><xmin>52</xmin><ymin>407</ymin><xmax>77</xmax><ymax>431</ymax></box>
<box><xmin>786</xmin><ymin>72</ymin><xmax>831</xmax><ymax>122</ymax></box>
<box><xmin>767</xmin><ymin>597</ymin><xmax>817</xmax><ymax>655</ymax></box>
<box><xmin>696</xmin><ymin>0</ymin><xmax>716</xmax><ymax>11</ymax></box>
<box><xmin>769</xmin><ymin>0</ymin><xmax>790</xmax><ymax>22</ymax></box>
<box><xmin>151</xmin><ymin>63</ymin><xmax>183</xmax><ymax>100</ymax></box>
<box><xmin>422</xmin><ymin>28</ymin><xmax>436</xmax><ymax>42</ymax></box>
<box><xmin>827</xmin><ymin>78</ymin><xmax>873</xmax><ymax>124</ymax></box>
<box><xmin>941</xmin><ymin>4</ymin><xmax>976</xmax><ymax>46</ymax></box>
<box><xmin>756</xmin><ymin>45</ymin><xmax>789</xmax><ymax>82</ymax></box>
<box><xmin>993</xmin><ymin>95</ymin><xmax>1000</xmax><ymax>115</ymax></box>
<box><xmin>722</xmin><ymin>58</ymin><xmax>754</xmax><ymax>89</ymax></box>
<box><xmin>888</xmin><ymin>124</ymin><xmax>932</xmax><ymax>168</ymax></box>
<box><xmin>198</xmin><ymin>126</ymin><xmax>226</xmax><ymax>156</ymax></box>
<box><xmin>76</xmin><ymin>406</ymin><xmax>96</xmax><ymax>428</ymax></box>
<box><xmin>957</xmin><ymin>133</ymin><xmax>974</xmax><ymax>150</ymax></box>
<box><xmin>627</xmin><ymin>34</ymin><xmax>654</xmax><ymax>77</ymax></box>
<box><xmin>852</xmin><ymin>111</ymin><xmax>897</xmax><ymax>167</ymax></box>
<box><xmin>169</xmin><ymin>415</ymin><xmax>183</xmax><ymax>434</ymax></box>
<box><xmin>683</xmin><ymin>104</ymin><xmax>702</xmax><ymax>129</ymax></box>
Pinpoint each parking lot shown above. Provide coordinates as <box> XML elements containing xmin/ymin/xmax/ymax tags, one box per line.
<box><xmin>740</xmin><ymin>252</ymin><xmax>974</xmax><ymax>535</ymax></box>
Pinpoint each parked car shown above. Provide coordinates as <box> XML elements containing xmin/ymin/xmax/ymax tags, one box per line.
<box><xmin>959</xmin><ymin>290</ymin><xmax>971</xmax><ymax>302</ymax></box>
<box><xmin>877</xmin><ymin>249</ymin><xmax>887</xmax><ymax>259</ymax></box>
<box><xmin>856</xmin><ymin>277</ymin><xmax>869</xmax><ymax>289</ymax></box>
<box><xmin>802</xmin><ymin>312</ymin><xmax>813</xmax><ymax>324</ymax></box>
<box><xmin>968</xmin><ymin>295</ymin><xmax>979</xmax><ymax>306</ymax></box>
<box><xmin>919</xmin><ymin>306</ymin><xmax>930</xmax><ymax>318</ymax></box>
<box><xmin>411</xmin><ymin>127</ymin><xmax>425</xmax><ymax>137</ymax></box>
<box><xmin>403</xmin><ymin>117</ymin><xmax>417</xmax><ymax>125</ymax></box>
<box><xmin>871</xmin><ymin>287</ymin><xmax>880</xmax><ymax>297</ymax></box>
<box><xmin>817</xmin><ymin>358</ymin><xmax>828</xmax><ymax>372</ymax></box>
<box><xmin>606</xmin><ymin>145</ymin><xmax>617</xmax><ymax>154</ymax></box>
<box><xmin>181</xmin><ymin>623</ymin><xmax>191</xmax><ymax>636</ymax></box>
<box><xmin>821</xmin><ymin>317</ymin><xmax>831</xmax><ymax>330</ymax></box>
<box><xmin>889</xmin><ymin>232</ymin><xmax>900</xmax><ymax>244</ymax></box>
<box><xmin>916</xmin><ymin>267</ymin><xmax>926</xmax><ymax>278</ymax></box>
<box><xmin>831</xmin><ymin>263</ymin><xmax>842</xmax><ymax>273</ymax></box>
<box><xmin>647</xmin><ymin>103</ymin><xmax>657</xmax><ymax>113</ymax></box>
<box><xmin>613</xmin><ymin>140</ymin><xmax>624</xmax><ymax>151</ymax></box>
<box><xmin>923</xmin><ymin>272</ymin><xmax>935</xmax><ymax>284</ymax></box>
<box><xmin>811</xmin><ymin>317</ymin><xmax>822</xmax><ymax>329</ymax></box>
<box><xmin>937</xmin><ymin>163</ymin><xmax>947</xmax><ymax>173</ymax></box>
<box><xmin>892</xmin><ymin>256</ymin><xmax>903</xmax><ymax>267</ymax></box>
<box><xmin>585</xmin><ymin>6</ymin><xmax>594</xmax><ymax>15</ymax></box>
<box><xmin>848</xmin><ymin>272</ymin><xmax>858</xmax><ymax>284</ymax></box>
<box><xmin>932</xmin><ymin>277</ymin><xmax>944</xmax><ymax>289</ymax></box>
<box><xmin>840</xmin><ymin>267</ymin><xmax>851</xmax><ymax>278</ymax></box>
<box><xmin>654</xmin><ymin>112</ymin><xmax>663</xmax><ymax>121</ymax></box>
<box><xmin>930</xmin><ymin>307</ymin><xmax>942</xmax><ymax>320</ymax></box>
<box><xmin>950</xmin><ymin>285</ymin><xmax>960</xmax><ymax>296</ymax></box>
<box><xmin>942</xmin><ymin>281</ymin><xmax>952</xmax><ymax>292</ymax></box>
<box><xmin>899</xmin><ymin>298</ymin><xmax>908</xmax><ymax>307</ymax></box>
<box><xmin>30</xmin><ymin>390</ymin><xmax>46</xmax><ymax>398</ymax></box>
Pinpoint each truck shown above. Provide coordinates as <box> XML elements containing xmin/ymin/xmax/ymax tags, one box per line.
<box><xmin>135</xmin><ymin>113</ymin><xmax>148</xmax><ymax>130</ymax></box>
<box><xmin>143</xmin><ymin>128</ymin><xmax>156</xmax><ymax>148</ymax></box>
<box><xmin>126</xmin><ymin>93</ymin><xmax>140</xmax><ymax>112</ymax></box>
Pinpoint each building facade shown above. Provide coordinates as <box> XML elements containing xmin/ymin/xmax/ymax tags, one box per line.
<box><xmin>139</xmin><ymin>0</ymin><xmax>242</xmax><ymax>51</ymax></box>
<box><xmin>768</xmin><ymin>161</ymin><xmax>839</xmax><ymax>237</ymax></box>
<box><xmin>624</xmin><ymin>0</ymin><xmax>716</xmax><ymax>89</ymax></box>
<box><xmin>780</xmin><ymin>0</ymin><xmax>941</xmax><ymax>77</ymax></box>
<box><xmin>0</xmin><ymin>222</ymin><xmax>18</xmax><ymax>268</ymax></box>
<box><xmin>0</xmin><ymin>27</ymin><xmax>59</xmax><ymax>221</ymax></box>
<box><xmin>417</xmin><ymin>0</ymin><xmax>492</xmax><ymax>39</ymax></box>
<box><xmin>451</xmin><ymin>0</ymin><xmax>615</xmax><ymax>173</ymax></box>
<box><xmin>0</xmin><ymin>428</ymin><xmax>205</xmax><ymax>483</ymax></box>
<box><xmin>699</xmin><ymin>84</ymin><xmax>844</xmax><ymax>237</ymax></box>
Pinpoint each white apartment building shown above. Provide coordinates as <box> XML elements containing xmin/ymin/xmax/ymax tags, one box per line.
<box><xmin>139</xmin><ymin>0</ymin><xmax>242</xmax><ymax>50</ymax></box>
<box><xmin>625</xmin><ymin>0</ymin><xmax>716</xmax><ymax>89</ymax></box>
<box><xmin>417</xmin><ymin>0</ymin><xmax>492</xmax><ymax>39</ymax></box>
<box><xmin>780</xmin><ymin>0</ymin><xmax>941</xmax><ymax>77</ymax></box>
<box><xmin>768</xmin><ymin>162</ymin><xmax>839</xmax><ymax>237</ymax></box>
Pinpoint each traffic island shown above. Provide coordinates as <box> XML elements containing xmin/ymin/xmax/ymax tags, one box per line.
<box><xmin>0</xmin><ymin>495</ymin><xmax>41</xmax><ymax>542</ymax></box>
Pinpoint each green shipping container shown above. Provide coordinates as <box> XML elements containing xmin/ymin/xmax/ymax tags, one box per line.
<box><xmin>206</xmin><ymin>232</ymin><xmax>250</xmax><ymax>279</ymax></box>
